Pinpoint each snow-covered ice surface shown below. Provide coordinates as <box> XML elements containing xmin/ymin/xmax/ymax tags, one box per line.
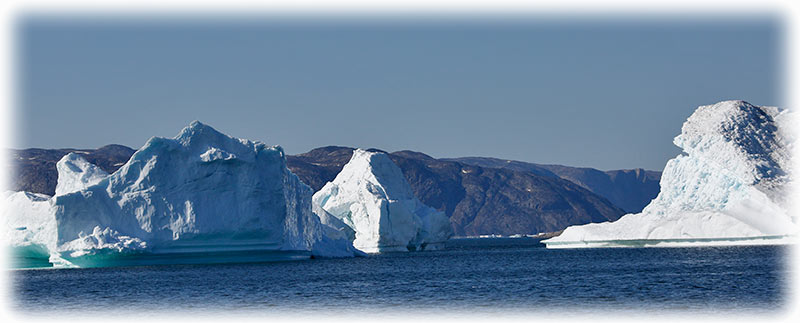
<box><xmin>2</xmin><ymin>121</ymin><xmax>359</xmax><ymax>268</ymax></box>
<box><xmin>54</xmin><ymin>152</ymin><xmax>109</xmax><ymax>196</ymax></box>
<box><xmin>312</xmin><ymin>149</ymin><xmax>452</xmax><ymax>253</ymax></box>
<box><xmin>544</xmin><ymin>100</ymin><xmax>797</xmax><ymax>248</ymax></box>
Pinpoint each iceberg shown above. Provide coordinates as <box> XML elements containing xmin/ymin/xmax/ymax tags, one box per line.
<box><xmin>2</xmin><ymin>121</ymin><xmax>359</xmax><ymax>268</ymax></box>
<box><xmin>543</xmin><ymin>100</ymin><xmax>797</xmax><ymax>248</ymax></box>
<box><xmin>312</xmin><ymin>149</ymin><xmax>452</xmax><ymax>253</ymax></box>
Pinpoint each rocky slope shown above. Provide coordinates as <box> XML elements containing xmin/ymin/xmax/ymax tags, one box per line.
<box><xmin>445</xmin><ymin>157</ymin><xmax>661</xmax><ymax>213</ymax></box>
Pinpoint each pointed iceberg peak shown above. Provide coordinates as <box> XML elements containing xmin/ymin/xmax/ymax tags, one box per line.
<box><xmin>183</xmin><ymin>120</ymin><xmax>222</xmax><ymax>134</ymax></box>
<box><xmin>127</xmin><ymin>121</ymin><xmax>284</xmax><ymax>169</ymax></box>
<box><xmin>55</xmin><ymin>152</ymin><xmax>109</xmax><ymax>196</ymax></box>
<box><xmin>175</xmin><ymin>120</ymin><xmax>234</xmax><ymax>147</ymax></box>
<box><xmin>312</xmin><ymin>148</ymin><xmax>452</xmax><ymax>253</ymax></box>
<box><xmin>188</xmin><ymin>119</ymin><xmax>206</xmax><ymax>128</ymax></box>
<box><xmin>338</xmin><ymin>149</ymin><xmax>415</xmax><ymax>201</ymax></box>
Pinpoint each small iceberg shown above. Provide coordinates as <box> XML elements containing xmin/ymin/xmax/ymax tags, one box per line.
<box><xmin>312</xmin><ymin>149</ymin><xmax>453</xmax><ymax>253</ymax></box>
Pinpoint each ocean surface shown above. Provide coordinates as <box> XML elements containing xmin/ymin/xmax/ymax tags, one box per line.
<box><xmin>9</xmin><ymin>238</ymin><xmax>792</xmax><ymax>318</ymax></box>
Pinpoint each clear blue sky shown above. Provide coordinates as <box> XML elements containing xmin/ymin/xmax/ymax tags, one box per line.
<box><xmin>16</xmin><ymin>15</ymin><xmax>782</xmax><ymax>171</ymax></box>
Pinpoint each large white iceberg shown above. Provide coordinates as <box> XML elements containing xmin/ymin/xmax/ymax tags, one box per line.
<box><xmin>544</xmin><ymin>100</ymin><xmax>797</xmax><ymax>248</ymax></box>
<box><xmin>312</xmin><ymin>149</ymin><xmax>452</xmax><ymax>253</ymax></box>
<box><xmin>2</xmin><ymin>121</ymin><xmax>360</xmax><ymax>268</ymax></box>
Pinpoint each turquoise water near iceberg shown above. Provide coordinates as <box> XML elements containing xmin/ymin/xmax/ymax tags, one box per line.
<box><xmin>10</xmin><ymin>238</ymin><xmax>789</xmax><ymax>316</ymax></box>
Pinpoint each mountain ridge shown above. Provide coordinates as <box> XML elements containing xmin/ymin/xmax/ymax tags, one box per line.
<box><xmin>444</xmin><ymin>156</ymin><xmax>661</xmax><ymax>213</ymax></box>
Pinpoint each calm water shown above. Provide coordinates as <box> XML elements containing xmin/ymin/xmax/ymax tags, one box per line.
<box><xmin>10</xmin><ymin>238</ymin><xmax>791</xmax><ymax>317</ymax></box>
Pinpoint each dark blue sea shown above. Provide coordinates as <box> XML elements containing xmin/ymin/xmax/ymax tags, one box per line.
<box><xmin>9</xmin><ymin>238</ymin><xmax>792</xmax><ymax>318</ymax></box>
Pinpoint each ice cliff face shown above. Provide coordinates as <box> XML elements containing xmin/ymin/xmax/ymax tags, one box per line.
<box><xmin>544</xmin><ymin>100</ymin><xmax>797</xmax><ymax>248</ymax></box>
<box><xmin>2</xmin><ymin>191</ymin><xmax>55</xmax><ymax>251</ymax></box>
<box><xmin>312</xmin><ymin>149</ymin><xmax>452</xmax><ymax>253</ymax></box>
<box><xmin>3</xmin><ymin>121</ymin><xmax>358</xmax><ymax>267</ymax></box>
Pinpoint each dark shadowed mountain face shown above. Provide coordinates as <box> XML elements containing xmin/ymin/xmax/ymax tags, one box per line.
<box><xmin>6</xmin><ymin>144</ymin><xmax>136</xmax><ymax>196</ymax></box>
<box><xmin>445</xmin><ymin>157</ymin><xmax>661</xmax><ymax>213</ymax></box>
<box><xmin>283</xmin><ymin>146</ymin><xmax>356</xmax><ymax>191</ymax></box>
<box><xmin>8</xmin><ymin>145</ymin><xmax>629</xmax><ymax>236</ymax></box>
<box><xmin>286</xmin><ymin>146</ymin><xmax>625</xmax><ymax>236</ymax></box>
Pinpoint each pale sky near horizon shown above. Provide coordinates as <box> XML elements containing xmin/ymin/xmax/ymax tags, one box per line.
<box><xmin>15</xmin><ymin>15</ymin><xmax>782</xmax><ymax>171</ymax></box>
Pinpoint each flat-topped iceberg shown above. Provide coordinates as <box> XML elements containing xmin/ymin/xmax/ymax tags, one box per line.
<box><xmin>312</xmin><ymin>149</ymin><xmax>452</xmax><ymax>253</ymax></box>
<box><xmin>2</xmin><ymin>121</ymin><xmax>359</xmax><ymax>268</ymax></box>
<box><xmin>544</xmin><ymin>100</ymin><xmax>797</xmax><ymax>248</ymax></box>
